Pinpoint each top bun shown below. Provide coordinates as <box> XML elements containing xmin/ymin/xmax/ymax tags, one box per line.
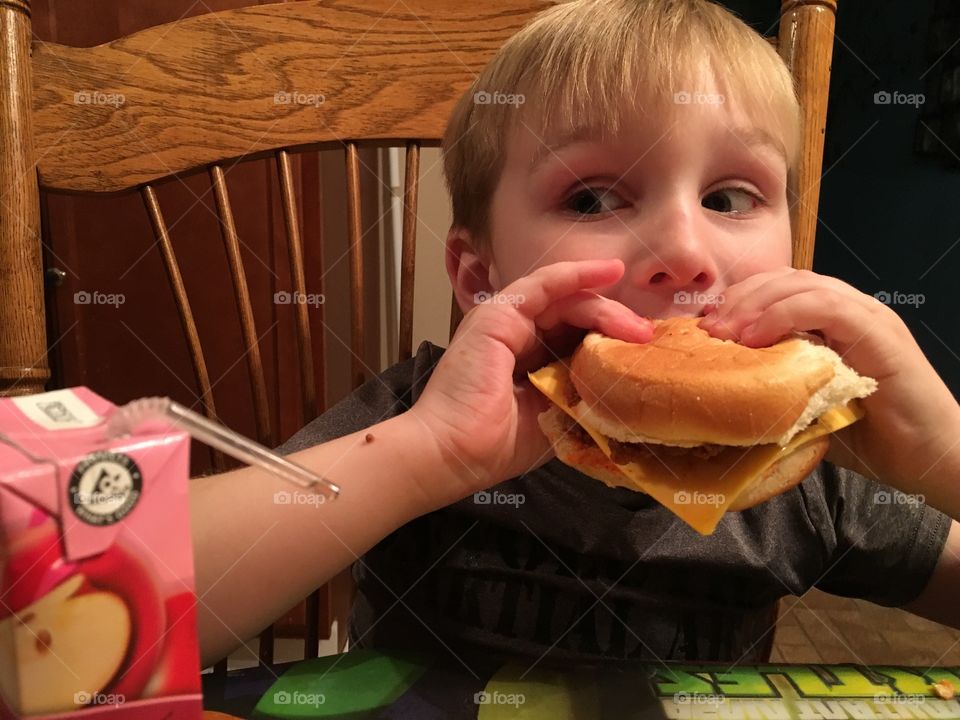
<box><xmin>569</xmin><ymin>316</ymin><xmax>877</xmax><ymax>447</ymax></box>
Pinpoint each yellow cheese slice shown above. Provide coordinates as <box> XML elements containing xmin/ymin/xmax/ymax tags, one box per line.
<box><xmin>528</xmin><ymin>360</ymin><xmax>864</xmax><ymax>535</ymax></box>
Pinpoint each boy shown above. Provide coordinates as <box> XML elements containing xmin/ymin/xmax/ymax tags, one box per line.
<box><xmin>191</xmin><ymin>0</ymin><xmax>960</xmax><ymax>668</ymax></box>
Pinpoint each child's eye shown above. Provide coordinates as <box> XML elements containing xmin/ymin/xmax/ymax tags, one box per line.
<box><xmin>701</xmin><ymin>187</ymin><xmax>765</xmax><ymax>214</ymax></box>
<box><xmin>564</xmin><ymin>186</ymin><xmax>628</xmax><ymax>216</ymax></box>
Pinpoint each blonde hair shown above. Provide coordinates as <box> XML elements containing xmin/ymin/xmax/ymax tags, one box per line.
<box><xmin>441</xmin><ymin>0</ymin><xmax>801</xmax><ymax>256</ymax></box>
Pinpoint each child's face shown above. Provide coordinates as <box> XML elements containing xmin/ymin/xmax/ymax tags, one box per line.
<box><xmin>484</xmin><ymin>94</ymin><xmax>793</xmax><ymax>319</ymax></box>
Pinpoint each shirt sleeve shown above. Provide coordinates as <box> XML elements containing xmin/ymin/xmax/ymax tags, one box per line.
<box><xmin>805</xmin><ymin>460</ymin><xmax>951</xmax><ymax>606</ymax></box>
<box><xmin>273</xmin><ymin>340</ymin><xmax>445</xmax><ymax>455</ymax></box>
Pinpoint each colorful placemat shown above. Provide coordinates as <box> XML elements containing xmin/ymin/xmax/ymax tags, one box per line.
<box><xmin>207</xmin><ymin>650</ymin><xmax>960</xmax><ymax>720</ymax></box>
<box><xmin>250</xmin><ymin>649</ymin><xmax>649</xmax><ymax>719</ymax></box>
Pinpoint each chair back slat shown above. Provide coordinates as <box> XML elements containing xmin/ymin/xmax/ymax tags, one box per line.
<box><xmin>141</xmin><ymin>184</ymin><xmax>226</xmax><ymax>471</ymax></box>
<box><xmin>258</xmin><ymin>625</ymin><xmax>274</xmax><ymax>666</ymax></box>
<box><xmin>210</xmin><ymin>165</ymin><xmax>274</xmax><ymax>447</ymax></box>
<box><xmin>398</xmin><ymin>142</ymin><xmax>420</xmax><ymax>362</ymax></box>
<box><xmin>345</xmin><ymin>142</ymin><xmax>366</xmax><ymax>390</ymax></box>
<box><xmin>778</xmin><ymin>0</ymin><xmax>838</xmax><ymax>270</ymax></box>
<box><xmin>276</xmin><ymin>150</ymin><xmax>319</xmax><ymax>425</ymax></box>
<box><xmin>304</xmin><ymin>589</ymin><xmax>322</xmax><ymax>660</ymax></box>
<box><xmin>450</xmin><ymin>292</ymin><xmax>464</xmax><ymax>341</ymax></box>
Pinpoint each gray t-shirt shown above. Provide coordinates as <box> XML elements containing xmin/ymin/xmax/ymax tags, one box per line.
<box><xmin>277</xmin><ymin>340</ymin><xmax>950</xmax><ymax>665</ymax></box>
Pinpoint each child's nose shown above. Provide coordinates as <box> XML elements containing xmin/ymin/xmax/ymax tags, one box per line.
<box><xmin>633</xmin><ymin>253</ymin><xmax>714</xmax><ymax>293</ymax></box>
<box><xmin>632</xmin><ymin>204</ymin><xmax>716</xmax><ymax>282</ymax></box>
<box><xmin>649</xmin><ymin>267</ymin><xmax>710</xmax><ymax>287</ymax></box>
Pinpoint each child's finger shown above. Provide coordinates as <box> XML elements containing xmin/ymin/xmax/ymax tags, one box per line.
<box><xmin>472</xmin><ymin>258</ymin><xmax>652</xmax><ymax>359</ymax></box>
<box><xmin>536</xmin><ymin>291</ymin><xmax>653</xmax><ymax>343</ymax></box>
<box><xmin>708</xmin><ymin>266</ymin><xmax>794</xmax><ymax>312</ymax></box>
<box><xmin>506</xmin><ymin>258</ymin><xmax>628</xmax><ymax>318</ymax></box>
<box><xmin>703</xmin><ymin>270</ymin><xmax>867</xmax><ymax>340</ymax></box>
<box><xmin>736</xmin><ymin>289</ymin><xmax>875</xmax><ymax>349</ymax></box>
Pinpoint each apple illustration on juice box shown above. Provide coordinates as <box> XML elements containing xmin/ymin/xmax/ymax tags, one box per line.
<box><xmin>0</xmin><ymin>387</ymin><xmax>203</xmax><ymax>719</ymax></box>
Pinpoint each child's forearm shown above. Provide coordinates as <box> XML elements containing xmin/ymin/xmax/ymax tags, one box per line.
<box><xmin>901</xmin><ymin>402</ymin><xmax>960</xmax><ymax>520</ymax></box>
<box><xmin>929</xmin><ymin>406</ymin><xmax>960</xmax><ymax>518</ymax></box>
<box><xmin>189</xmin><ymin>410</ymin><xmax>454</xmax><ymax>667</ymax></box>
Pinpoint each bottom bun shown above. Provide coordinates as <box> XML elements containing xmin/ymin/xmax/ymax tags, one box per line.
<box><xmin>537</xmin><ymin>405</ymin><xmax>829</xmax><ymax>510</ymax></box>
<box><xmin>726</xmin><ymin>434</ymin><xmax>829</xmax><ymax>510</ymax></box>
<box><xmin>538</xmin><ymin>404</ymin><xmax>638</xmax><ymax>491</ymax></box>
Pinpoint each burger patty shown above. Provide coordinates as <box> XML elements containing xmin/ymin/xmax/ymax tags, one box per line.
<box><xmin>564</xmin><ymin>377</ymin><xmax>582</xmax><ymax>407</ymax></box>
<box><xmin>566</xmin><ymin>416</ymin><xmax>592</xmax><ymax>444</ymax></box>
<box><xmin>559</xmin><ymin>405</ymin><xmax>727</xmax><ymax>464</ymax></box>
<box><xmin>608</xmin><ymin>438</ymin><xmax>728</xmax><ymax>464</ymax></box>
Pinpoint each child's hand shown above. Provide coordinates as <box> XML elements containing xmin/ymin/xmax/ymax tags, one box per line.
<box><xmin>409</xmin><ymin>258</ymin><xmax>653</xmax><ymax>503</ymax></box>
<box><xmin>698</xmin><ymin>267</ymin><xmax>960</xmax><ymax>491</ymax></box>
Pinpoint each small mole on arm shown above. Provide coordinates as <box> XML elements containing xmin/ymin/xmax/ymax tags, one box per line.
<box><xmin>364</xmin><ymin>433</ymin><xmax>375</xmax><ymax>444</ymax></box>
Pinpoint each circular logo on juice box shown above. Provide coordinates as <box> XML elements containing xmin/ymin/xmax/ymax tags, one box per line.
<box><xmin>68</xmin><ymin>451</ymin><xmax>142</xmax><ymax>526</ymax></box>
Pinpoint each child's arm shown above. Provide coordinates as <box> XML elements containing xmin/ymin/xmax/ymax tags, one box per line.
<box><xmin>190</xmin><ymin>413</ymin><xmax>449</xmax><ymax>667</ymax></box>
<box><xmin>903</xmin><ymin>519</ymin><xmax>960</xmax><ymax>628</ymax></box>
<box><xmin>192</xmin><ymin>258</ymin><xmax>652</xmax><ymax>667</ymax></box>
<box><xmin>701</xmin><ymin>267</ymin><xmax>960</xmax><ymax>627</ymax></box>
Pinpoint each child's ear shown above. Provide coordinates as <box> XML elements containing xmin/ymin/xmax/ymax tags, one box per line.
<box><xmin>445</xmin><ymin>227</ymin><xmax>498</xmax><ymax>315</ymax></box>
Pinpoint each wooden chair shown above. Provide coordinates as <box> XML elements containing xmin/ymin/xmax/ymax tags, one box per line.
<box><xmin>0</xmin><ymin>0</ymin><xmax>838</xmax><ymax>669</ymax></box>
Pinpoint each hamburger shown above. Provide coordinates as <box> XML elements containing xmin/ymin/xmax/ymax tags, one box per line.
<box><xmin>528</xmin><ymin>316</ymin><xmax>878</xmax><ymax>534</ymax></box>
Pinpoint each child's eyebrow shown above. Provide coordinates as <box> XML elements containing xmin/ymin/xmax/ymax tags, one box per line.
<box><xmin>528</xmin><ymin>127</ymin><xmax>602</xmax><ymax>174</ymax></box>
<box><xmin>727</xmin><ymin>126</ymin><xmax>788</xmax><ymax>161</ymax></box>
<box><xmin>527</xmin><ymin>124</ymin><xmax>787</xmax><ymax>174</ymax></box>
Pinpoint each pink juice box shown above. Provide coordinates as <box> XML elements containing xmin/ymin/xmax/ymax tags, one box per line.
<box><xmin>0</xmin><ymin>388</ymin><xmax>202</xmax><ymax>719</ymax></box>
